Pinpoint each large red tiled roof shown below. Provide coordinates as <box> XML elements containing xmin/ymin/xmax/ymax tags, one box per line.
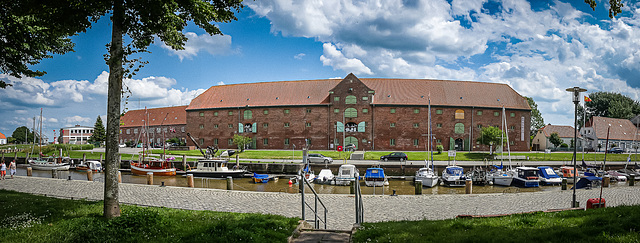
<box><xmin>187</xmin><ymin>77</ymin><xmax>530</xmax><ymax>111</ymax></box>
<box><xmin>540</xmin><ymin>125</ymin><xmax>575</xmax><ymax>138</ymax></box>
<box><xmin>120</xmin><ymin>106</ymin><xmax>187</xmax><ymax>128</ymax></box>
<box><xmin>591</xmin><ymin>116</ymin><xmax>640</xmax><ymax>140</ymax></box>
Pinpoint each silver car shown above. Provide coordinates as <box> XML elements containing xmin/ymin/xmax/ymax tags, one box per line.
<box><xmin>307</xmin><ymin>153</ymin><xmax>333</xmax><ymax>163</ymax></box>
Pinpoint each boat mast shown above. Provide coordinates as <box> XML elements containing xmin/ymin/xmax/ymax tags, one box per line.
<box><xmin>39</xmin><ymin>108</ymin><xmax>43</xmax><ymax>158</ymax></box>
<box><xmin>503</xmin><ymin>106</ymin><xmax>512</xmax><ymax>168</ymax></box>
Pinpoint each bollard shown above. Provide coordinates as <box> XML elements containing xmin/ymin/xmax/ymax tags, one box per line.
<box><xmin>117</xmin><ymin>171</ymin><xmax>122</xmax><ymax>183</ymax></box>
<box><xmin>350</xmin><ymin>180</ymin><xmax>356</xmax><ymax>194</ymax></box>
<box><xmin>603</xmin><ymin>175</ymin><xmax>610</xmax><ymax>187</ymax></box>
<box><xmin>147</xmin><ymin>172</ymin><xmax>153</xmax><ymax>185</ymax></box>
<box><xmin>52</xmin><ymin>169</ymin><xmax>57</xmax><ymax>178</ymax></box>
<box><xmin>187</xmin><ymin>174</ymin><xmax>194</xmax><ymax>188</ymax></box>
<box><xmin>27</xmin><ymin>167</ymin><xmax>32</xmax><ymax>176</ymax></box>
<box><xmin>465</xmin><ymin>179</ymin><xmax>472</xmax><ymax>194</ymax></box>
<box><xmin>226</xmin><ymin>176</ymin><xmax>233</xmax><ymax>190</ymax></box>
<box><xmin>561</xmin><ymin>178</ymin><xmax>567</xmax><ymax>190</ymax></box>
<box><xmin>182</xmin><ymin>155</ymin><xmax>187</xmax><ymax>171</ymax></box>
<box><xmin>415</xmin><ymin>180</ymin><xmax>423</xmax><ymax>195</ymax></box>
<box><xmin>630</xmin><ymin>175</ymin><xmax>635</xmax><ymax>186</ymax></box>
<box><xmin>87</xmin><ymin>170</ymin><xmax>93</xmax><ymax>181</ymax></box>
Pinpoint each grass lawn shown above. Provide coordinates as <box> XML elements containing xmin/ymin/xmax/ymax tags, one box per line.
<box><xmin>352</xmin><ymin>206</ymin><xmax>640</xmax><ymax>243</ymax></box>
<box><xmin>0</xmin><ymin>190</ymin><xmax>299</xmax><ymax>243</ymax></box>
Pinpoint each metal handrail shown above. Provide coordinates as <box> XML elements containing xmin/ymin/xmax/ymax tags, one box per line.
<box><xmin>300</xmin><ymin>171</ymin><xmax>328</xmax><ymax>229</ymax></box>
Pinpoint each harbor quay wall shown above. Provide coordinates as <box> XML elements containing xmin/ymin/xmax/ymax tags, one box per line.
<box><xmin>2</xmin><ymin>176</ymin><xmax>640</xmax><ymax>231</ymax></box>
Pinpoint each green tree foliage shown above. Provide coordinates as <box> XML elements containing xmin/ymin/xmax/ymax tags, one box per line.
<box><xmin>88</xmin><ymin>116</ymin><xmax>106</xmax><ymax>145</ymax></box>
<box><xmin>578</xmin><ymin>92</ymin><xmax>640</xmax><ymax>128</ymax></box>
<box><xmin>549</xmin><ymin>132</ymin><xmax>562</xmax><ymax>148</ymax></box>
<box><xmin>166</xmin><ymin>137</ymin><xmax>185</xmax><ymax>146</ymax></box>
<box><xmin>584</xmin><ymin>0</ymin><xmax>623</xmax><ymax>19</ymax></box>
<box><xmin>0</xmin><ymin>1</ymin><xmax>108</xmax><ymax>87</ymax></box>
<box><xmin>11</xmin><ymin>126</ymin><xmax>37</xmax><ymax>144</ymax></box>
<box><xmin>476</xmin><ymin>126</ymin><xmax>505</xmax><ymax>152</ymax></box>
<box><xmin>233</xmin><ymin>134</ymin><xmax>252</xmax><ymax>153</ymax></box>
<box><xmin>525</xmin><ymin>96</ymin><xmax>545</xmax><ymax>136</ymax></box>
<box><xmin>3</xmin><ymin>0</ymin><xmax>243</xmax><ymax>219</ymax></box>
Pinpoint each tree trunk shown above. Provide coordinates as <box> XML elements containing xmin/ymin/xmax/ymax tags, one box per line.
<box><xmin>104</xmin><ymin>0</ymin><xmax>124</xmax><ymax>219</ymax></box>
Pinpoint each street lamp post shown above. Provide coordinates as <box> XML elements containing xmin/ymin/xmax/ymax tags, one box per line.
<box><xmin>566</xmin><ymin>86</ymin><xmax>587</xmax><ymax>208</ymax></box>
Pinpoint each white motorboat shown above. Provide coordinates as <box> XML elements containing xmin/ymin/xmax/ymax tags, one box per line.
<box><xmin>315</xmin><ymin>169</ymin><xmax>335</xmax><ymax>184</ymax></box>
<box><xmin>441</xmin><ymin>165</ymin><xmax>465</xmax><ymax>186</ymax></box>
<box><xmin>415</xmin><ymin>167</ymin><xmax>439</xmax><ymax>188</ymax></box>
<box><xmin>184</xmin><ymin>159</ymin><xmax>248</xmax><ymax>178</ymax></box>
<box><xmin>364</xmin><ymin>167</ymin><xmax>388</xmax><ymax>187</ymax></box>
<box><xmin>513</xmin><ymin>167</ymin><xmax>540</xmax><ymax>187</ymax></box>
<box><xmin>75</xmin><ymin>160</ymin><xmax>103</xmax><ymax>172</ymax></box>
<box><xmin>335</xmin><ymin>164</ymin><xmax>357</xmax><ymax>186</ymax></box>
<box><xmin>537</xmin><ymin>166</ymin><xmax>562</xmax><ymax>185</ymax></box>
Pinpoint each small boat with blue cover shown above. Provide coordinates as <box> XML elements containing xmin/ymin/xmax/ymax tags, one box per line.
<box><xmin>537</xmin><ymin>166</ymin><xmax>562</xmax><ymax>185</ymax></box>
<box><xmin>364</xmin><ymin>167</ymin><xmax>388</xmax><ymax>187</ymax></box>
<box><xmin>441</xmin><ymin>166</ymin><xmax>466</xmax><ymax>187</ymax></box>
<box><xmin>252</xmin><ymin>173</ymin><xmax>270</xmax><ymax>183</ymax></box>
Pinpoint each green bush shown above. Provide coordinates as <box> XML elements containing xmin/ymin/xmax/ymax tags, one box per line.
<box><xmin>52</xmin><ymin>144</ymin><xmax>94</xmax><ymax>151</ymax></box>
<box><xmin>436</xmin><ymin>145</ymin><xmax>444</xmax><ymax>154</ymax></box>
<box><xmin>560</xmin><ymin>143</ymin><xmax>569</xmax><ymax>148</ymax></box>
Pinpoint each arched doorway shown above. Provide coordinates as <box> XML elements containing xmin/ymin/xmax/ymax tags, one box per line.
<box><xmin>455</xmin><ymin>138</ymin><xmax>463</xmax><ymax>151</ymax></box>
<box><xmin>344</xmin><ymin>136</ymin><xmax>358</xmax><ymax>150</ymax></box>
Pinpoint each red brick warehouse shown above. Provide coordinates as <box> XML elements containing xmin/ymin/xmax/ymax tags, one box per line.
<box><xmin>185</xmin><ymin>74</ymin><xmax>531</xmax><ymax>152</ymax></box>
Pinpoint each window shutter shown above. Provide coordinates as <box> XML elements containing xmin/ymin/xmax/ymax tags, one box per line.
<box><xmin>449</xmin><ymin>137</ymin><xmax>455</xmax><ymax>150</ymax></box>
<box><xmin>358</xmin><ymin>122</ymin><xmax>366</xmax><ymax>132</ymax></box>
<box><xmin>464</xmin><ymin>138</ymin><xmax>470</xmax><ymax>151</ymax></box>
<box><xmin>252</xmin><ymin>123</ymin><xmax>257</xmax><ymax>133</ymax></box>
<box><xmin>238</xmin><ymin>123</ymin><xmax>243</xmax><ymax>133</ymax></box>
<box><xmin>337</xmin><ymin>122</ymin><xmax>344</xmax><ymax>132</ymax></box>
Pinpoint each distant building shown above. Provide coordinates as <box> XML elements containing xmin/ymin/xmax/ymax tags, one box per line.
<box><xmin>59</xmin><ymin>125</ymin><xmax>94</xmax><ymax>144</ymax></box>
<box><xmin>581</xmin><ymin>116</ymin><xmax>640</xmax><ymax>152</ymax></box>
<box><xmin>531</xmin><ymin>125</ymin><xmax>576</xmax><ymax>151</ymax></box>
<box><xmin>0</xmin><ymin>131</ymin><xmax>6</xmax><ymax>145</ymax></box>
<box><xmin>119</xmin><ymin>106</ymin><xmax>188</xmax><ymax>146</ymax></box>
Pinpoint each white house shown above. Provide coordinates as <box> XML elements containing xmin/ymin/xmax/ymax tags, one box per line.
<box><xmin>0</xmin><ymin>131</ymin><xmax>6</xmax><ymax>145</ymax></box>
<box><xmin>580</xmin><ymin>116</ymin><xmax>640</xmax><ymax>152</ymax></box>
<box><xmin>532</xmin><ymin>125</ymin><xmax>576</xmax><ymax>151</ymax></box>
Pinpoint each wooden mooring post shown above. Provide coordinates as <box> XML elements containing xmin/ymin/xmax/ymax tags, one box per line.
<box><xmin>465</xmin><ymin>179</ymin><xmax>472</xmax><ymax>194</ymax></box>
<box><xmin>415</xmin><ymin>180</ymin><xmax>423</xmax><ymax>195</ymax></box>
<box><xmin>87</xmin><ymin>170</ymin><xmax>93</xmax><ymax>181</ymax></box>
<box><xmin>630</xmin><ymin>175</ymin><xmax>635</xmax><ymax>186</ymax></box>
<box><xmin>82</xmin><ymin>153</ymin><xmax>86</xmax><ymax>164</ymax></box>
<box><xmin>350</xmin><ymin>181</ymin><xmax>356</xmax><ymax>194</ymax></box>
<box><xmin>118</xmin><ymin>171</ymin><xmax>122</xmax><ymax>183</ymax></box>
<box><xmin>99</xmin><ymin>154</ymin><xmax>103</xmax><ymax>163</ymax></box>
<box><xmin>146</xmin><ymin>172</ymin><xmax>153</xmax><ymax>185</ymax></box>
<box><xmin>27</xmin><ymin>167</ymin><xmax>32</xmax><ymax>176</ymax></box>
<box><xmin>52</xmin><ymin>169</ymin><xmax>57</xmax><ymax>179</ymax></box>
<box><xmin>182</xmin><ymin>155</ymin><xmax>187</xmax><ymax>171</ymax></box>
<box><xmin>561</xmin><ymin>178</ymin><xmax>567</xmax><ymax>190</ymax></box>
<box><xmin>187</xmin><ymin>174</ymin><xmax>194</xmax><ymax>188</ymax></box>
<box><xmin>226</xmin><ymin>176</ymin><xmax>233</xmax><ymax>190</ymax></box>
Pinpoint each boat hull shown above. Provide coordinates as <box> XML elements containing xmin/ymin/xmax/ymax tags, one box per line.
<box><xmin>513</xmin><ymin>177</ymin><xmax>540</xmax><ymax>188</ymax></box>
<box><xmin>364</xmin><ymin>178</ymin><xmax>388</xmax><ymax>187</ymax></box>
<box><xmin>184</xmin><ymin>170</ymin><xmax>247</xmax><ymax>178</ymax></box>
<box><xmin>540</xmin><ymin>177</ymin><xmax>562</xmax><ymax>185</ymax></box>
<box><xmin>416</xmin><ymin>176</ymin><xmax>439</xmax><ymax>188</ymax></box>
<box><xmin>131</xmin><ymin>164</ymin><xmax>176</xmax><ymax>176</ymax></box>
<box><xmin>30</xmin><ymin>164</ymin><xmax>70</xmax><ymax>171</ymax></box>
<box><xmin>334</xmin><ymin>178</ymin><xmax>355</xmax><ymax>186</ymax></box>
<box><xmin>442</xmin><ymin>178</ymin><xmax>465</xmax><ymax>187</ymax></box>
<box><xmin>491</xmin><ymin>176</ymin><xmax>513</xmax><ymax>187</ymax></box>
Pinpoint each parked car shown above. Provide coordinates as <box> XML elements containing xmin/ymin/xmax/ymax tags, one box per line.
<box><xmin>118</xmin><ymin>144</ymin><xmax>126</xmax><ymax>148</ymax></box>
<box><xmin>307</xmin><ymin>154</ymin><xmax>333</xmax><ymax>164</ymax></box>
<box><xmin>380</xmin><ymin>152</ymin><xmax>408</xmax><ymax>162</ymax></box>
<box><xmin>608</xmin><ymin>147</ymin><xmax>624</xmax><ymax>154</ymax></box>
<box><xmin>345</xmin><ymin>143</ymin><xmax>356</xmax><ymax>151</ymax></box>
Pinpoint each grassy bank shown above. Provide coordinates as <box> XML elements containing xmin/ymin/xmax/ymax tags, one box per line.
<box><xmin>0</xmin><ymin>190</ymin><xmax>298</xmax><ymax>243</ymax></box>
<box><xmin>352</xmin><ymin>206</ymin><xmax>640</xmax><ymax>242</ymax></box>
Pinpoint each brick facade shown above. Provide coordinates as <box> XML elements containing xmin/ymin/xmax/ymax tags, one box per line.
<box><xmin>186</xmin><ymin>74</ymin><xmax>531</xmax><ymax>151</ymax></box>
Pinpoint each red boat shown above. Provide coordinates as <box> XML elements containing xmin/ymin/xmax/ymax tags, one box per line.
<box><xmin>130</xmin><ymin>158</ymin><xmax>176</xmax><ymax>176</ymax></box>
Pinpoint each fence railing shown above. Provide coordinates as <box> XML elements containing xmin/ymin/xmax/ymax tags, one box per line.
<box><xmin>300</xmin><ymin>171</ymin><xmax>327</xmax><ymax>229</ymax></box>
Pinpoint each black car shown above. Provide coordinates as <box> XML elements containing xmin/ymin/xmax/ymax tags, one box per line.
<box><xmin>380</xmin><ymin>152</ymin><xmax>408</xmax><ymax>162</ymax></box>
<box><xmin>608</xmin><ymin>147</ymin><xmax>624</xmax><ymax>154</ymax></box>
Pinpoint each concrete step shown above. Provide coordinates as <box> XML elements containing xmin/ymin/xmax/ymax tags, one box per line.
<box><xmin>350</xmin><ymin>151</ymin><xmax>365</xmax><ymax>160</ymax></box>
<box><xmin>290</xmin><ymin>229</ymin><xmax>352</xmax><ymax>243</ymax></box>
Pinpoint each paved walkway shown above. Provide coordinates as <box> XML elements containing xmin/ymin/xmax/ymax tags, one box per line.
<box><xmin>1</xmin><ymin>176</ymin><xmax>640</xmax><ymax>230</ymax></box>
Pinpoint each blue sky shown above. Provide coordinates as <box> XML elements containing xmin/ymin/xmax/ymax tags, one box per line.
<box><xmin>1</xmin><ymin>0</ymin><xmax>639</xmax><ymax>142</ymax></box>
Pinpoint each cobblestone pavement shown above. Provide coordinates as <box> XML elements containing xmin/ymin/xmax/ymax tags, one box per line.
<box><xmin>1</xmin><ymin>176</ymin><xmax>639</xmax><ymax>230</ymax></box>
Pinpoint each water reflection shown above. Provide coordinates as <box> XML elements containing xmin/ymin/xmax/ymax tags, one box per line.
<box><xmin>15</xmin><ymin>168</ymin><xmax>587</xmax><ymax>195</ymax></box>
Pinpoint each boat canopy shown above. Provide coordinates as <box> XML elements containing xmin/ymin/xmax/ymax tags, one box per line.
<box><xmin>446</xmin><ymin>166</ymin><xmax>463</xmax><ymax>175</ymax></box>
<box><xmin>252</xmin><ymin>173</ymin><xmax>269</xmax><ymax>179</ymax></box>
<box><xmin>365</xmin><ymin>168</ymin><xmax>385</xmax><ymax>179</ymax></box>
<box><xmin>573</xmin><ymin>176</ymin><xmax>602</xmax><ymax>189</ymax></box>
<box><xmin>537</xmin><ymin>166</ymin><xmax>560</xmax><ymax>179</ymax></box>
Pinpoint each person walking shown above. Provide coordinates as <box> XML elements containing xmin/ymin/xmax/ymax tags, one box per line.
<box><xmin>0</xmin><ymin>159</ymin><xmax>6</xmax><ymax>180</ymax></box>
<box><xmin>9</xmin><ymin>160</ymin><xmax>16</xmax><ymax>179</ymax></box>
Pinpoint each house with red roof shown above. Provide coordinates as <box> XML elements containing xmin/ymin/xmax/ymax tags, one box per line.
<box><xmin>0</xmin><ymin>131</ymin><xmax>6</xmax><ymax>145</ymax></box>
<box><xmin>119</xmin><ymin>106</ymin><xmax>188</xmax><ymax>146</ymax></box>
<box><xmin>531</xmin><ymin>125</ymin><xmax>576</xmax><ymax>151</ymax></box>
<box><xmin>581</xmin><ymin>116</ymin><xmax>640</xmax><ymax>152</ymax></box>
<box><xmin>186</xmin><ymin>74</ymin><xmax>532</xmax><ymax>151</ymax></box>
